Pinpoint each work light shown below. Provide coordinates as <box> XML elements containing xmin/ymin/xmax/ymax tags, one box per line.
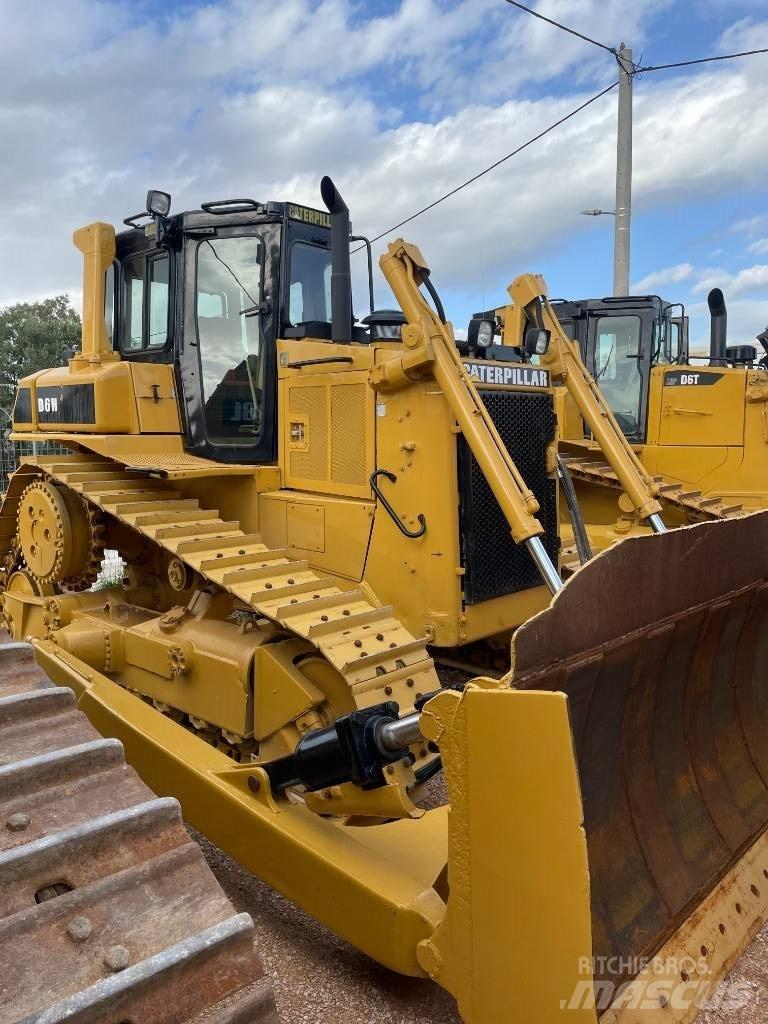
<box><xmin>146</xmin><ymin>190</ymin><xmax>172</xmax><ymax>217</ymax></box>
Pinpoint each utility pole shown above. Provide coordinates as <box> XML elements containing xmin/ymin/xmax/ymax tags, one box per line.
<box><xmin>613</xmin><ymin>44</ymin><xmax>633</xmax><ymax>296</ymax></box>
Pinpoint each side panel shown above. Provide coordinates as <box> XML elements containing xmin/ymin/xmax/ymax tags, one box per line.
<box><xmin>259</xmin><ymin>490</ymin><xmax>374</xmax><ymax>581</ymax></box>
<box><xmin>15</xmin><ymin>363</ymin><xmax>139</xmax><ymax>434</ymax></box>
<box><xmin>278</xmin><ymin>341</ymin><xmax>375</xmax><ymax>500</ymax></box>
<box><xmin>364</xmin><ymin>377</ymin><xmax>464</xmax><ymax>646</ymax></box>
<box><xmin>130</xmin><ymin>363</ymin><xmax>183</xmax><ymax>434</ymax></box>
<box><xmin>657</xmin><ymin>368</ymin><xmax>746</xmax><ymax>446</ymax></box>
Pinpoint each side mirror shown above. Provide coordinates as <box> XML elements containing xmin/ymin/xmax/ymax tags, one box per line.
<box><xmin>467</xmin><ymin>317</ymin><xmax>496</xmax><ymax>351</ymax></box>
<box><xmin>524</xmin><ymin>326</ymin><xmax>550</xmax><ymax>357</ymax></box>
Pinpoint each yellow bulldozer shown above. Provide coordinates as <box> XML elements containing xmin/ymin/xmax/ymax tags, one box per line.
<box><xmin>3</xmin><ymin>178</ymin><xmax>768</xmax><ymax>1023</ymax></box>
<box><xmin>547</xmin><ymin>288</ymin><xmax>768</xmax><ymax>551</ymax></box>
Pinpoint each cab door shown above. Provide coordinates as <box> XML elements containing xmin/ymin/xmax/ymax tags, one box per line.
<box><xmin>586</xmin><ymin>310</ymin><xmax>654</xmax><ymax>442</ymax></box>
<box><xmin>178</xmin><ymin>223</ymin><xmax>281</xmax><ymax>464</ymax></box>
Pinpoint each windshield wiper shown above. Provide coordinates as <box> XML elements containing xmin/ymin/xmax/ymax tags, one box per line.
<box><xmin>240</xmin><ymin>300</ymin><xmax>271</xmax><ymax>318</ymax></box>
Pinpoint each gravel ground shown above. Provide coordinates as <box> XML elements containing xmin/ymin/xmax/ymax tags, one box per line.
<box><xmin>195</xmin><ymin>830</ymin><xmax>461</xmax><ymax>1024</ymax></box>
<box><xmin>198</xmin><ymin>828</ymin><xmax>768</xmax><ymax>1024</ymax></box>
<box><xmin>696</xmin><ymin>924</ymin><xmax>768</xmax><ymax>1022</ymax></box>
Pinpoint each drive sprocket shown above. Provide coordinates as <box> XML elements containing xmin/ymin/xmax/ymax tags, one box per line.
<box><xmin>17</xmin><ymin>479</ymin><xmax>104</xmax><ymax>588</ymax></box>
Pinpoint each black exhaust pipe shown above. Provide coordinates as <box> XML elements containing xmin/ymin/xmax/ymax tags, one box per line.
<box><xmin>708</xmin><ymin>287</ymin><xmax>727</xmax><ymax>366</ymax></box>
<box><xmin>320</xmin><ymin>176</ymin><xmax>352</xmax><ymax>343</ymax></box>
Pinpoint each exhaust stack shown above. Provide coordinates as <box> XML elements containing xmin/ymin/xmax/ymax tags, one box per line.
<box><xmin>73</xmin><ymin>222</ymin><xmax>116</xmax><ymax>362</ymax></box>
<box><xmin>708</xmin><ymin>287</ymin><xmax>728</xmax><ymax>366</ymax></box>
<box><xmin>320</xmin><ymin>176</ymin><xmax>353</xmax><ymax>343</ymax></box>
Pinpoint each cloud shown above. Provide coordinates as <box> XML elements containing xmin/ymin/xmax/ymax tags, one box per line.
<box><xmin>3</xmin><ymin>0</ymin><xmax>768</xmax><ymax>321</ymax></box>
<box><xmin>631</xmin><ymin>262</ymin><xmax>694</xmax><ymax>292</ymax></box>
<box><xmin>687</xmin><ymin>297</ymin><xmax>768</xmax><ymax>355</ymax></box>
<box><xmin>693</xmin><ymin>264</ymin><xmax>768</xmax><ymax>297</ymax></box>
<box><xmin>747</xmin><ymin>238</ymin><xmax>768</xmax><ymax>255</ymax></box>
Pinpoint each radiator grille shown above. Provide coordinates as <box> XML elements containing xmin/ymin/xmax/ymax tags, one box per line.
<box><xmin>458</xmin><ymin>389</ymin><xmax>559</xmax><ymax>604</ymax></box>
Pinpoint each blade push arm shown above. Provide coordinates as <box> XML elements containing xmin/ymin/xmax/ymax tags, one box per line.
<box><xmin>376</xmin><ymin>240</ymin><xmax>562</xmax><ymax>594</ymax></box>
<box><xmin>507</xmin><ymin>274</ymin><xmax>665</xmax><ymax>531</ymax></box>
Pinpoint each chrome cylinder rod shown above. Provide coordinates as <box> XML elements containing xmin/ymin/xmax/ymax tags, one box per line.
<box><xmin>525</xmin><ymin>535</ymin><xmax>564</xmax><ymax>594</ymax></box>
<box><xmin>647</xmin><ymin>513</ymin><xmax>667</xmax><ymax>534</ymax></box>
<box><xmin>377</xmin><ymin>713</ymin><xmax>423</xmax><ymax>754</ymax></box>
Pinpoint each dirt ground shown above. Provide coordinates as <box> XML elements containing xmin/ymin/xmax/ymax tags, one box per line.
<box><xmin>696</xmin><ymin>924</ymin><xmax>768</xmax><ymax>1022</ymax></box>
<box><xmin>195</xmin><ymin>832</ymin><xmax>460</xmax><ymax>1024</ymax></box>
<box><xmin>198</xmin><ymin>830</ymin><xmax>768</xmax><ymax>1023</ymax></box>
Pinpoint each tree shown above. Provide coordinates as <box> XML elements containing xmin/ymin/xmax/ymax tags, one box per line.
<box><xmin>0</xmin><ymin>296</ymin><xmax>81</xmax><ymax>418</ymax></box>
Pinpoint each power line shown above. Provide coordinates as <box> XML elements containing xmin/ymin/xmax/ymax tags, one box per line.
<box><xmin>502</xmin><ymin>0</ymin><xmax>615</xmax><ymax>55</ymax></box>
<box><xmin>637</xmin><ymin>47</ymin><xmax>768</xmax><ymax>74</ymax></box>
<box><xmin>365</xmin><ymin>80</ymin><xmax>618</xmax><ymax>245</ymax></box>
<box><xmin>502</xmin><ymin>1</ymin><xmax>768</xmax><ymax>77</ymax></box>
<box><xmin>358</xmin><ymin>10</ymin><xmax>768</xmax><ymax>249</ymax></box>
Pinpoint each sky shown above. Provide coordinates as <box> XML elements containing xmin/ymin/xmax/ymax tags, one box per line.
<box><xmin>3</xmin><ymin>0</ymin><xmax>768</xmax><ymax>355</ymax></box>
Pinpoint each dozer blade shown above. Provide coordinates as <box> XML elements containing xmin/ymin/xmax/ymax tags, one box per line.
<box><xmin>515</xmin><ymin>512</ymin><xmax>768</xmax><ymax>1015</ymax></box>
<box><xmin>420</xmin><ymin>513</ymin><xmax>768</xmax><ymax>1023</ymax></box>
<box><xmin>0</xmin><ymin>642</ymin><xmax>278</xmax><ymax>1024</ymax></box>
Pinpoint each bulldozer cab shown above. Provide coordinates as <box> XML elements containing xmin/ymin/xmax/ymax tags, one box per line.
<box><xmin>552</xmin><ymin>295</ymin><xmax>687</xmax><ymax>442</ymax></box>
<box><xmin>108</xmin><ymin>197</ymin><xmax>342</xmax><ymax>464</ymax></box>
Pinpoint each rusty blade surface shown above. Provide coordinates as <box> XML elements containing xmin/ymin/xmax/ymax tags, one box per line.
<box><xmin>510</xmin><ymin>513</ymin><xmax>768</xmax><ymax>985</ymax></box>
<box><xmin>0</xmin><ymin>643</ymin><xmax>279</xmax><ymax>1024</ymax></box>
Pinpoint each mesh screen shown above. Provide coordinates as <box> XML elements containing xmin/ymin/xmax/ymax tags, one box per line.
<box><xmin>458</xmin><ymin>389</ymin><xmax>559</xmax><ymax>604</ymax></box>
<box><xmin>289</xmin><ymin>386</ymin><xmax>327</xmax><ymax>481</ymax></box>
<box><xmin>331</xmin><ymin>384</ymin><xmax>366</xmax><ymax>486</ymax></box>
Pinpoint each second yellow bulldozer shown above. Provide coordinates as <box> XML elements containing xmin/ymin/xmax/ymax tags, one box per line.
<box><xmin>3</xmin><ymin>178</ymin><xmax>768</xmax><ymax>1023</ymax></box>
<box><xmin>550</xmin><ymin>287</ymin><xmax>768</xmax><ymax>549</ymax></box>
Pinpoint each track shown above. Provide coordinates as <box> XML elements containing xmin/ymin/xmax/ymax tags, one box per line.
<box><xmin>0</xmin><ymin>640</ymin><xmax>278</xmax><ymax>1024</ymax></box>
<box><xmin>3</xmin><ymin>453</ymin><xmax>440</xmax><ymax>707</ymax></box>
<box><xmin>561</xmin><ymin>449</ymin><xmax>747</xmax><ymax>520</ymax></box>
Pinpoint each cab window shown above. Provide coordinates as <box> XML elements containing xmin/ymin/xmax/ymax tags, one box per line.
<box><xmin>595</xmin><ymin>315</ymin><xmax>642</xmax><ymax>435</ymax></box>
<box><xmin>196</xmin><ymin>236</ymin><xmax>264</xmax><ymax>445</ymax></box>
<box><xmin>148</xmin><ymin>256</ymin><xmax>169</xmax><ymax>347</ymax></box>
<box><xmin>289</xmin><ymin>243</ymin><xmax>331</xmax><ymax>324</ymax></box>
<box><xmin>120</xmin><ymin>252</ymin><xmax>170</xmax><ymax>351</ymax></box>
<box><xmin>653</xmin><ymin>318</ymin><xmax>680</xmax><ymax>365</ymax></box>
